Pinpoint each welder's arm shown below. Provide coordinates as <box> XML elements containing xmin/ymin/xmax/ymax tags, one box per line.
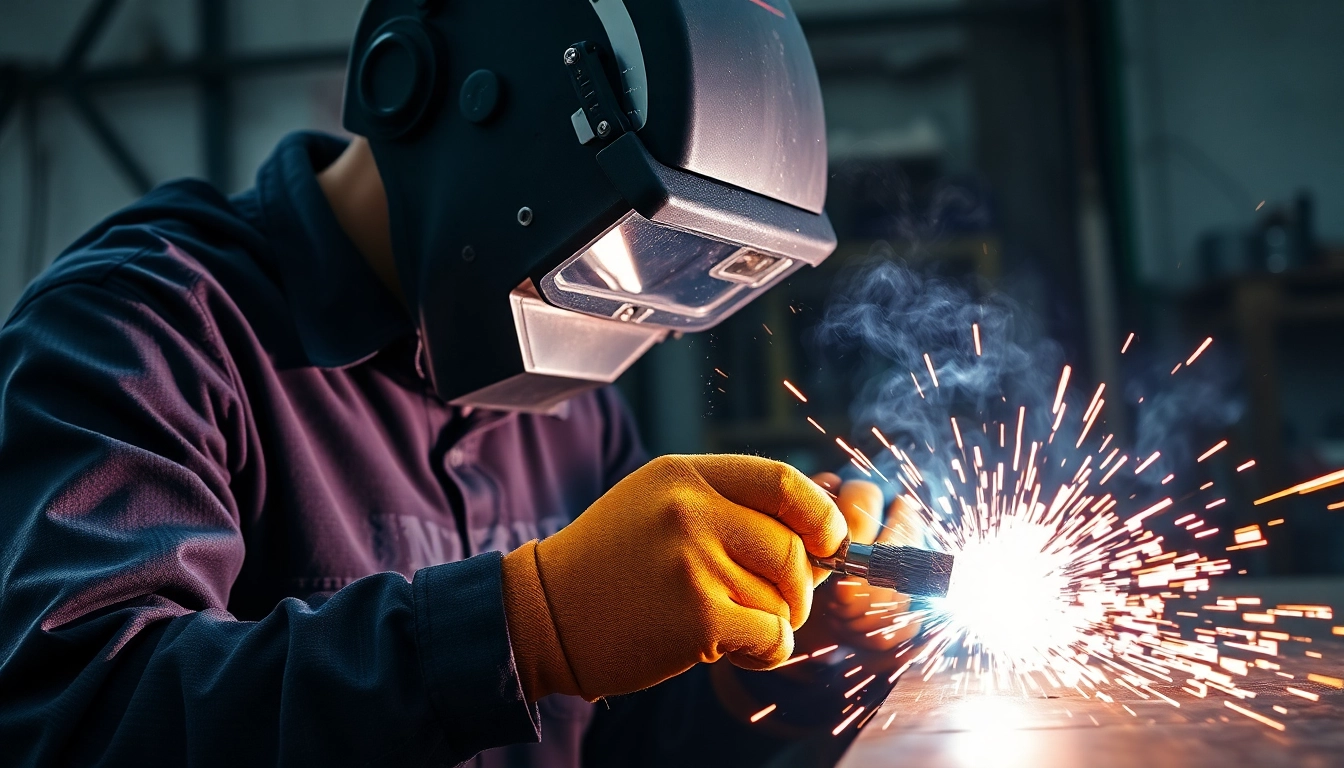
<box><xmin>500</xmin><ymin>454</ymin><xmax>848</xmax><ymax>702</ymax></box>
<box><xmin>0</xmin><ymin>277</ymin><xmax>533</xmax><ymax>766</ymax></box>
<box><xmin>578</xmin><ymin>477</ymin><xmax>924</xmax><ymax>767</ymax></box>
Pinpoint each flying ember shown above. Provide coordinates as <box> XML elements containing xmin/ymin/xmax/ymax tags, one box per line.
<box><xmin>767</xmin><ymin>319</ymin><xmax>1341</xmax><ymax>738</ymax></box>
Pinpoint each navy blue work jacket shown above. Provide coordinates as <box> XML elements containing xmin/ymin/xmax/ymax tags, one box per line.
<box><xmin>0</xmin><ymin>132</ymin><xmax>651</xmax><ymax>767</ymax></box>
<box><xmin>0</xmin><ymin>132</ymin><xmax>857</xmax><ymax>768</ymax></box>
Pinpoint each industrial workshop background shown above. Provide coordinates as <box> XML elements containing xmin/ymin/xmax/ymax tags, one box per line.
<box><xmin>3</xmin><ymin>0</ymin><xmax>1343</xmax><ymax>576</ymax></box>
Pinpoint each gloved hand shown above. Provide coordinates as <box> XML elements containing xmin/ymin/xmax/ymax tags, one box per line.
<box><xmin>793</xmin><ymin>474</ymin><xmax>923</xmax><ymax>654</ymax></box>
<box><xmin>500</xmin><ymin>454</ymin><xmax>846</xmax><ymax>702</ymax></box>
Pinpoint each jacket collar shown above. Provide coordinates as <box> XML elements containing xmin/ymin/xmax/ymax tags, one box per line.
<box><xmin>254</xmin><ymin>131</ymin><xmax>413</xmax><ymax>368</ymax></box>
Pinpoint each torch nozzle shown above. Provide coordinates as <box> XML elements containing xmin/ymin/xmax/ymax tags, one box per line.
<box><xmin>811</xmin><ymin>539</ymin><xmax>955</xmax><ymax>597</ymax></box>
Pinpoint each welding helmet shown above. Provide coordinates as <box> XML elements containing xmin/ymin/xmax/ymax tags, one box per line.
<box><xmin>343</xmin><ymin>0</ymin><xmax>836</xmax><ymax>412</ymax></box>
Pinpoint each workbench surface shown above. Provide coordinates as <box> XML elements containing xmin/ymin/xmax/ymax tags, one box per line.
<box><xmin>838</xmin><ymin>579</ymin><xmax>1344</xmax><ymax>768</ymax></box>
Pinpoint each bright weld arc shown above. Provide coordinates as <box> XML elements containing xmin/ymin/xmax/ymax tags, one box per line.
<box><xmin>770</xmin><ymin>332</ymin><xmax>1311</xmax><ymax>738</ymax></box>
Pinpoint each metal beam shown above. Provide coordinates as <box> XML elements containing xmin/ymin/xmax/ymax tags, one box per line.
<box><xmin>66</xmin><ymin>86</ymin><xmax>154</xmax><ymax>194</ymax></box>
<box><xmin>200</xmin><ymin>0</ymin><xmax>232</xmax><ymax>190</ymax></box>
<box><xmin>51</xmin><ymin>0</ymin><xmax>156</xmax><ymax>195</ymax></box>
<box><xmin>59</xmin><ymin>0</ymin><xmax>126</xmax><ymax>74</ymax></box>
<box><xmin>0</xmin><ymin>65</ymin><xmax>22</xmax><ymax>137</ymax></box>
<box><xmin>16</xmin><ymin>49</ymin><xmax>350</xmax><ymax>92</ymax></box>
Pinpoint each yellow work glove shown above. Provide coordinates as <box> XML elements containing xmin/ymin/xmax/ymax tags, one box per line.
<box><xmin>501</xmin><ymin>454</ymin><xmax>847</xmax><ymax>702</ymax></box>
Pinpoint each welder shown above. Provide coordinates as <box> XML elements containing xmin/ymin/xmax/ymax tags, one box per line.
<box><xmin>0</xmin><ymin>1</ymin><xmax>919</xmax><ymax>765</ymax></box>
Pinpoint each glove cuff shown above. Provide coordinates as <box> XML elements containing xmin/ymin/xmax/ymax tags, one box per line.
<box><xmin>501</xmin><ymin>540</ymin><xmax>582</xmax><ymax>701</ymax></box>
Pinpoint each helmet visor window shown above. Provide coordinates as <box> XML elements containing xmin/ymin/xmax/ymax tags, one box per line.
<box><xmin>540</xmin><ymin>212</ymin><xmax>796</xmax><ymax>331</ymax></box>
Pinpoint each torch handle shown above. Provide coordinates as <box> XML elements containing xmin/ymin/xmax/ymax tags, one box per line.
<box><xmin>809</xmin><ymin>538</ymin><xmax>874</xmax><ymax>579</ymax></box>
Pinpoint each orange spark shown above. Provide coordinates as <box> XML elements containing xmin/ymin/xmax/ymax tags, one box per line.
<box><xmin>1082</xmin><ymin>384</ymin><xmax>1106</xmax><ymax>422</ymax></box>
<box><xmin>1328</xmin><ymin>501</ymin><xmax>1344</xmax><ymax>511</ymax></box>
<box><xmin>808</xmin><ymin>417</ymin><xmax>826</xmax><ymax>434</ymax></box>
<box><xmin>783</xmin><ymin>379</ymin><xmax>808</xmax><ymax>403</ymax></box>
<box><xmin>973</xmin><ymin>323</ymin><xmax>982</xmax><ymax>356</ymax></box>
<box><xmin>1254</xmin><ymin>468</ymin><xmax>1344</xmax><ymax>505</ymax></box>
<box><xmin>911</xmin><ymin>372</ymin><xmax>925</xmax><ymax>399</ymax></box>
<box><xmin>714</xmin><ymin>368</ymin><xmax>728</xmax><ymax>378</ymax></box>
<box><xmin>1135</xmin><ymin>452</ymin><xmax>1161</xmax><ymax>474</ymax></box>
<box><xmin>1076</xmin><ymin>398</ymin><xmax>1103</xmax><ymax>448</ymax></box>
<box><xmin>762</xmin><ymin>323</ymin><xmax>773</xmax><ymax>336</ymax></box>
<box><xmin>1125</xmin><ymin>498</ymin><xmax>1172</xmax><ymax>530</ymax></box>
<box><xmin>751</xmin><ymin>704</ymin><xmax>778</xmax><ymax>722</ymax></box>
<box><xmin>1100</xmin><ymin>454</ymin><xmax>1128</xmax><ymax>485</ymax></box>
<box><xmin>1186</xmin><ymin>337</ymin><xmax>1214</xmax><ymax>366</ymax></box>
<box><xmin>1013</xmin><ymin>406</ymin><xmax>1025</xmax><ymax>471</ymax></box>
<box><xmin>1307</xmin><ymin>674</ymin><xmax>1343</xmax><ymax>689</ymax></box>
<box><xmin>1237</xmin><ymin>460</ymin><xmax>1256</xmax><ymax>472</ymax></box>
<box><xmin>924</xmin><ymin>353</ymin><xmax>940</xmax><ymax>388</ymax></box>
<box><xmin>844</xmin><ymin>674</ymin><xmax>876</xmax><ymax>698</ymax></box>
<box><xmin>746</xmin><ymin>0</ymin><xmax>786</xmax><ymax>19</ymax></box>
<box><xmin>832</xmin><ymin>706</ymin><xmax>866</xmax><ymax>736</ymax></box>
<box><xmin>1121</xmin><ymin>332</ymin><xmax>1135</xmax><ymax>354</ymax></box>
<box><xmin>1197</xmin><ymin>440</ymin><xmax>1228</xmax><ymax>462</ymax></box>
<box><xmin>1051</xmin><ymin>403</ymin><xmax>1067</xmax><ymax>432</ymax></box>
<box><xmin>1224</xmin><ymin>700</ymin><xmax>1285</xmax><ymax>731</ymax></box>
<box><xmin>1052</xmin><ymin>365</ymin><xmax>1071</xmax><ymax>414</ymax></box>
<box><xmin>1234</xmin><ymin>525</ymin><xmax>1262</xmax><ymax>544</ymax></box>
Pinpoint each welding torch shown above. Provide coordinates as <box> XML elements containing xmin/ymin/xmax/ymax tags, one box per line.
<box><xmin>810</xmin><ymin>538</ymin><xmax>955</xmax><ymax>598</ymax></box>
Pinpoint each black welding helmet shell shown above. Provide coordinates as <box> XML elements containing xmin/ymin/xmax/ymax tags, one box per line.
<box><xmin>343</xmin><ymin>0</ymin><xmax>836</xmax><ymax>412</ymax></box>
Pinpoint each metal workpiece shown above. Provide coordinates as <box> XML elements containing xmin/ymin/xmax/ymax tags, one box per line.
<box><xmin>835</xmin><ymin>581</ymin><xmax>1344</xmax><ymax>768</ymax></box>
<box><xmin>812</xmin><ymin>539</ymin><xmax>955</xmax><ymax>597</ymax></box>
<box><xmin>838</xmin><ymin>641</ymin><xmax>1344</xmax><ymax>768</ymax></box>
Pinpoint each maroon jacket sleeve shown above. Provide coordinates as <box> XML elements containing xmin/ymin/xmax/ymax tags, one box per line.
<box><xmin>0</xmin><ymin>250</ymin><xmax>538</xmax><ymax>766</ymax></box>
